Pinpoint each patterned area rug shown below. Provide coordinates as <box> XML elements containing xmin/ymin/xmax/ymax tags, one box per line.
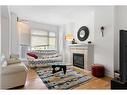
<box><xmin>36</xmin><ymin>66</ymin><xmax>92</xmax><ymax>89</ymax></box>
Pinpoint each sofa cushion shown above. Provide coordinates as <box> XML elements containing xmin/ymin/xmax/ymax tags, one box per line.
<box><xmin>6</xmin><ymin>58</ymin><xmax>21</xmax><ymax>65</ymax></box>
<box><xmin>27</xmin><ymin>52</ymin><xmax>38</xmax><ymax>59</ymax></box>
<box><xmin>27</xmin><ymin>56</ymin><xmax>35</xmax><ymax>60</ymax></box>
<box><xmin>2</xmin><ymin>63</ymin><xmax>28</xmax><ymax>75</ymax></box>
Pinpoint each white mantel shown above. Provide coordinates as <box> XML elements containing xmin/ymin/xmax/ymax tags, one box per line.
<box><xmin>69</xmin><ymin>43</ymin><xmax>94</xmax><ymax>70</ymax></box>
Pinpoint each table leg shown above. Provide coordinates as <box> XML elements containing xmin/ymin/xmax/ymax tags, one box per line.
<box><xmin>63</xmin><ymin>66</ymin><xmax>66</xmax><ymax>74</ymax></box>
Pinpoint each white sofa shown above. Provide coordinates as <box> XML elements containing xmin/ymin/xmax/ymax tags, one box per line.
<box><xmin>1</xmin><ymin>55</ymin><xmax>28</xmax><ymax>89</ymax></box>
<box><xmin>27</xmin><ymin>50</ymin><xmax>63</xmax><ymax>68</ymax></box>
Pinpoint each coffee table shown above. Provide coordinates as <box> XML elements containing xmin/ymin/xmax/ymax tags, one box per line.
<box><xmin>51</xmin><ymin>62</ymin><xmax>71</xmax><ymax>74</ymax></box>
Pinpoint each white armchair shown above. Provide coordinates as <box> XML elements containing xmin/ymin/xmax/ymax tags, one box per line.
<box><xmin>1</xmin><ymin>55</ymin><xmax>28</xmax><ymax>89</ymax></box>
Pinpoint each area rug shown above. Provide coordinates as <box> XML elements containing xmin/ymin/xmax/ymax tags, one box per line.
<box><xmin>36</xmin><ymin>66</ymin><xmax>92</xmax><ymax>89</ymax></box>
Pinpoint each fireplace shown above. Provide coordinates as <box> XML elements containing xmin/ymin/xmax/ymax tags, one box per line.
<box><xmin>70</xmin><ymin>44</ymin><xmax>94</xmax><ymax>70</ymax></box>
<box><xmin>73</xmin><ymin>53</ymin><xmax>84</xmax><ymax>69</ymax></box>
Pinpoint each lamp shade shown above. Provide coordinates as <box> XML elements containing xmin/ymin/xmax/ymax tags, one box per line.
<box><xmin>65</xmin><ymin>33</ymin><xmax>73</xmax><ymax>41</ymax></box>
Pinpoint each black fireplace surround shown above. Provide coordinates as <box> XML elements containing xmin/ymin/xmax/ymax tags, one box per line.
<box><xmin>73</xmin><ymin>53</ymin><xmax>84</xmax><ymax>69</ymax></box>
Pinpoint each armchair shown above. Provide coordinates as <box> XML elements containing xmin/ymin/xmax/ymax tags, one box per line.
<box><xmin>1</xmin><ymin>55</ymin><xmax>28</xmax><ymax>89</ymax></box>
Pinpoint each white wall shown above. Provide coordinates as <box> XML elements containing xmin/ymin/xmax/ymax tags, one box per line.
<box><xmin>29</xmin><ymin>21</ymin><xmax>58</xmax><ymax>33</ymax></box>
<box><xmin>73</xmin><ymin>12</ymin><xmax>95</xmax><ymax>44</ymax></box>
<box><xmin>94</xmin><ymin>6</ymin><xmax>115</xmax><ymax>77</ymax></box>
<box><xmin>64</xmin><ymin>12</ymin><xmax>95</xmax><ymax>62</ymax></box>
<box><xmin>1</xmin><ymin>6</ymin><xmax>10</xmax><ymax>58</ymax></box>
<box><xmin>114</xmin><ymin>6</ymin><xmax>127</xmax><ymax>71</ymax></box>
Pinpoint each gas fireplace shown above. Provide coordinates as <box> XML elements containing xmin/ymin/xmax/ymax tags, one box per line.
<box><xmin>73</xmin><ymin>53</ymin><xmax>84</xmax><ymax>69</ymax></box>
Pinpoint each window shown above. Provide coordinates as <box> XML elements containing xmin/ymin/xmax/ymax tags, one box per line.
<box><xmin>49</xmin><ymin>32</ymin><xmax>56</xmax><ymax>50</ymax></box>
<box><xmin>31</xmin><ymin>29</ymin><xmax>57</xmax><ymax>50</ymax></box>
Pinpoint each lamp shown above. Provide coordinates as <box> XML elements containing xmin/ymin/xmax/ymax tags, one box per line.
<box><xmin>100</xmin><ymin>26</ymin><xmax>104</xmax><ymax>37</ymax></box>
<box><xmin>65</xmin><ymin>33</ymin><xmax>73</xmax><ymax>41</ymax></box>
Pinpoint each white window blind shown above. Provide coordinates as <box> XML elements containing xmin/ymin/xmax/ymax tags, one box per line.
<box><xmin>31</xmin><ymin>36</ymin><xmax>48</xmax><ymax>46</ymax></box>
<box><xmin>31</xmin><ymin>29</ymin><xmax>57</xmax><ymax>50</ymax></box>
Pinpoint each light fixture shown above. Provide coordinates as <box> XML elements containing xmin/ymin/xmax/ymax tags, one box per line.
<box><xmin>100</xmin><ymin>26</ymin><xmax>104</xmax><ymax>37</ymax></box>
<box><xmin>17</xmin><ymin>17</ymin><xmax>29</xmax><ymax>23</ymax></box>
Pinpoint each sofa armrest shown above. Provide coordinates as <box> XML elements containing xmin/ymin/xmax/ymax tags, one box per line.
<box><xmin>2</xmin><ymin>63</ymin><xmax>28</xmax><ymax>75</ymax></box>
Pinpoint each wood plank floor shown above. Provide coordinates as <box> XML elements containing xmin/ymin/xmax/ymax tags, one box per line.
<box><xmin>18</xmin><ymin>66</ymin><xmax>112</xmax><ymax>90</ymax></box>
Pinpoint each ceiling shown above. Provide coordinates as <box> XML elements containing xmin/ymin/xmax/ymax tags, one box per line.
<box><xmin>9</xmin><ymin>6</ymin><xmax>95</xmax><ymax>25</ymax></box>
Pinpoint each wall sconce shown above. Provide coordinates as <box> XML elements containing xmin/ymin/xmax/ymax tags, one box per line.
<box><xmin>17</xmin><ymin>17</ymin><xmax>29</xmax><ymax>23</ymax></box>
<box><xmin>100</xmin><ymin>26</ymin><xmax>104</xmax><ymax>37</ymax></box>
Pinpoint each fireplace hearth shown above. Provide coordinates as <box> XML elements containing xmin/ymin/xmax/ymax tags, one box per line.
<box><xmin>73</xmin><ymin>53</ymin><xmax>84</xmax><ymax>69</ymax></box>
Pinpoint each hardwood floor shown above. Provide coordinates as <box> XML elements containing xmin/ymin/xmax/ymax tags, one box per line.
<box><xmin>18</xmin><ymin>66</ymin><xmax>112</xmax><ymax>90</ymax></box>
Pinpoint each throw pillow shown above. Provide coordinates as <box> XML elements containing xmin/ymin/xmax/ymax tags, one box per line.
<box><xmin>27</xmin><ymin>52</ymin><xmax>38</xmax><ymax>59</ymax></box>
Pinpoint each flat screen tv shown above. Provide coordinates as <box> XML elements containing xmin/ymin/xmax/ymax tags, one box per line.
<box><xmin>120</xmin><ymin>30</ymin><xmax>127</xmax><ymax>82</ymax></box>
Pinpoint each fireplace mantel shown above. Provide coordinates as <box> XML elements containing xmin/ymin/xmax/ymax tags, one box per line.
<box><xmin>69</xmin><ymin>43</ymin><xmax>91</xmax><ymax>47</ymax></box>
<box><xmin>69</xmin><ymin>43</ymin><xmax>94</xmax><ymax>70</ymax></box>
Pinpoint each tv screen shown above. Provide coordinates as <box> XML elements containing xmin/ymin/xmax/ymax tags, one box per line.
<box><xmin>120</xmin><ymin>30</ymin><xmax>127</xmax><ymax>82</ymax></box>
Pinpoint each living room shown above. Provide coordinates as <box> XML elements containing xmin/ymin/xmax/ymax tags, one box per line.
<box><xmin>1</xmin><ymin>5</ymin><xmax>127</xmax><ymax>90</ymax></box>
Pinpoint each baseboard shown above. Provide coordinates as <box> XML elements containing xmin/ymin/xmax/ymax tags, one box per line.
<box><xmin>105</xmin><ymin>71</ymin><xmax>114</xmax><ymax>78</ymax></box>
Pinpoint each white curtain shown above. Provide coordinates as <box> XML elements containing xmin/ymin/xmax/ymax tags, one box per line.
<box><xmin>10</xmin><ymin>12</ymin><xmax>19</xmax><ymax>55</ymax></box>
<box><xmin>1</xmin><ymin>6</ymin><xmax>10</xmax><ymax>58</ymax></box>
<box><xmin>20</xmin><ymin>45</ymin><xmax>29</xmax><ymax>59</ymax></box>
